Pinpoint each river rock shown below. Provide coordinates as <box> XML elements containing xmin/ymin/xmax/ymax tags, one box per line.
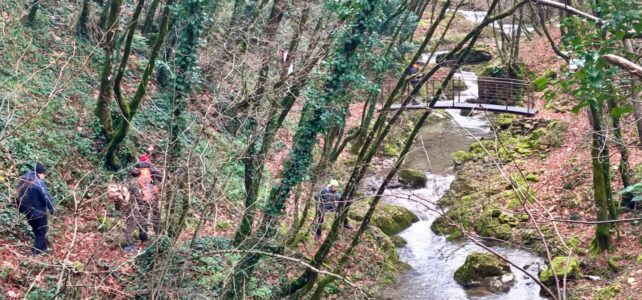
<box><xmin>538</xmin><ymin>256</ymin><xmax>580</xmax><ymax>283</ymax></box>
<box><xmin>475</xmin><ymin>209</ymin><xmax>512</xmax><ymax>240</ymax></box>
<box><xmin>398</xmin><ymin>168</ymin><xmax>427</xmax><ymax>189</ymax></box>
<box><xmin>349</xmin><ymin>201</ymin><xmax>419</xmax><ymax>236</ymax></box>
<box><xmin>454</xmin><ymin>252</ymin><xmax>514</xmax><ymax>293</ymax></box>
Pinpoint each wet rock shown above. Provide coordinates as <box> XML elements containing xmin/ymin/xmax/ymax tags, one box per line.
<box><xmin>452</xmin><ymin>150</ymin><xmax>476</xmax><ymax>165</ymax></box>
<box><xmin>349</xmin><ymin>201</ymin><xmax>419</xmax><ymax>236</ymax></box>
<box><xmin>538</xmin><ymin>256</ymin><xmax>580</xmax><ymax>283</ymax></box>
<box><xmin>398</xmin><ymin>168</ymin><xmax>427</xmax><ymax>189</ymax></box>
<box><xmin>475</xmin><ymin>210</ymin><xmax>512</xmax><ymax>240</ymax></box>
<box><xmin>454</xmin><ymin>252</ymin><xmax>514</xmax><ymax>293</ymax></box>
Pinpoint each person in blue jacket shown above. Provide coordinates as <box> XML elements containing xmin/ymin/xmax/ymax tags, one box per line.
<box><xmin>16</xmin><ymin>162</ymin><xmax>55</xmax><ymax>255</ymax></box>
<box><xmin>406</xmin><ymin>62</ymin><xmax>423</xmax><ymax>105</ymax></box>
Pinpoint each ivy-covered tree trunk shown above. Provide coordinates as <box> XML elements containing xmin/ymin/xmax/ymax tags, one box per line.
<box><xmin>95</xmin><ymin>0</ymin><xmax>123</xmax><ymax>140</ymax></box>
<box><xmin>76</xmin><ymin>0</ymin><xmax>92</xmax><ymax>38</ymax></box>
<box><xmin>224</xmin><ymin>2</ymin><xmax>378</xmax><ymax>297</ymax></box>
<box><xmin>98</xmin><ymin>1</ymin><xmax>110</xmax><ymax>30</ymax></box>
<box><xmin>232</xmin><ymin>2</ymin><xmax>306</xmax><ymax>246</ymax></box>
<box><xmin>141</xmin><ymin>0</ymin><xmax>161</xmax><ymax>34</ymax></box>
<box><xmin>105</xmin><ymin>0</ymin><xmax>174</xmax><ymax>168</ymax></box>
<box><xmin>228</xmin><ymin>0</ymin><xmax>246</xmax><ymax>33</ymax></box>
<box><xmin>25</xmin><ymin>0</ymin><xmax>40</xmax><ymax>25</ymax></box>
<box><xmin>169</xmin><ymin>0</ymin><xmax>212</xmax><ymax>157</ymax></box>
<box><xmin>588</xmin><ymin>104</ymin><xmax>612</xmax><ymax>252</ymax></box>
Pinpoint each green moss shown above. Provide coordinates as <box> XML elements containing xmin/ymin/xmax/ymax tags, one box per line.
<box><xmin>593</xmin><ymin>284</ymin><xmax>620</xmax><ymax>300</ymax></box>
<box><xmin>607</xmin><ymin>257</ymin><xmax>622</xmax><ymax>272</ymax></box>
<box><xmin>538</xmin><ymin>256</ymin><xmax>580</xmax><ymax>283</ymax></box>
<box><xmin>496</xmin><ymin>114</ymin><xmax>516</xmax><ymax>129</ymax></box>
<box><xmin>398</xmin><ymin>168</ymin><xmax>427</xmax><ymax>188</ymax></box>
<box><xmin>475</xmin><ymin>210</ymin><xmax>512</xmax><ymax>240</ymax></box>
<box><xmin>350</xmin><ymin>202</ymin><xmax>419</xmax><ymax>236</ymax></box>
<box><xmin>525</xmin><ymin>173</ymin><xmax>540</xmax><ymax>182</ymax></box>
<box><xmin>383</xmin><ymin>143</ymin><xmax>399</xmax><ymax>157</ymax></box>
<box><xmin>498</xmin><ymin>213</ymin><xmax>518</xmax><ymax>227</ymax></box>
<box><xmin>390</xmin><ymin>235</ymin><xmax>408</xmax><ymax>247</ymax></box>
<box><xmin>454</xmin><ymin>252</ymin><xmax>511</xmax><ymax>287</ymax></box>
<box><xmin>452</xmin><ymin>150</ymin><xmax>476</xmax><ymax>165</ymax></box>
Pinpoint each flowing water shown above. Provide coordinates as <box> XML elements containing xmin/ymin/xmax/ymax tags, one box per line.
<box><xmin>375</xmin><ymin>111</ymin><xmax>545</xmax><ymax>299</ymax></box>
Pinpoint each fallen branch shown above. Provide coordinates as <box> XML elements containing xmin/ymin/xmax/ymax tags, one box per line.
<box><xmin>604</xmin><ymin>54</ymin><xmax>642</xmax><ymax>79</ymax></box>
<box><xmin>530</xmin><ymin>0</ymin><xmax>605</xmax><ymax>25</ymax></box>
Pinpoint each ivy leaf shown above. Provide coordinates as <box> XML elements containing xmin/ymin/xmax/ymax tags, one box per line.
<box><xmin>610</xmin><ymin>105</ymin><xmax>633</xmax><ymax>119</ymax></box>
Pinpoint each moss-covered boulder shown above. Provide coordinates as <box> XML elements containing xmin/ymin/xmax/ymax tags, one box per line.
<box><xmin>454</xmin><ymin>252</ymin><xmax>513</xmax><ymax>290</ymax></box>
<box><xmin>475</xmin><ymin>210</ymin><xmax>512</xmax><ymax>240</ymax></box>
<box><xmin>538</xmin><ymin>256</ymin><xmax>580</xmax><ymax>283</ymax></box>
<box><xmin>398</xmin><ymin>168</ymin><xmax>427</xmax><ymax>189</ymax></box>
<box><xmin>498</xmin><ymin>213</ymin><xmax>519</xmax><ymax>227</ymax></box>
<box><xmin>350</xmin><ymin>202</ymin><xmax>419</xmax><ymax>236</ymax></box>
<box><xmin>452</xmin><ymin>150</ymin><xmax>476</xmax><ymax>165</ymax></box>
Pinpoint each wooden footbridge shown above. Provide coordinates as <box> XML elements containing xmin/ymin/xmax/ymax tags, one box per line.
<box><xmin>389</xmin><ymin>71</ymin><xmax>538</xmax><ymax>116</ymax></box>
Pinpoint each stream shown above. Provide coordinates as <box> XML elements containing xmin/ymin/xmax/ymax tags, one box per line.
<box><xmin>375</xmin><ymin>111</ymin><xmax>545</xmax><ymax>299</ymax></box>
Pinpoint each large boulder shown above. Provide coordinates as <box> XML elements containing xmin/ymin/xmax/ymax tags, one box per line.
<box><xmin>398</xmin><ymin>168</ymin><xmax>427</xmax><ymax>189</ymax></box>
<box><xmin>539</xmin><ymin>256</ymin><xmax>580</xmax><ymax>283</ymax></box>
<box><xmin>454</xmin><ymin>252</ymin><xmax>514</xmax><ymax>293</ymax></box>
<box><xmin>350</xmin><ymin>201</ymin><xmax>419</xmax><ymax>236</ymax></box>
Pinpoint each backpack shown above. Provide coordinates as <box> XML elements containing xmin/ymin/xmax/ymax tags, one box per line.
<box><xmin>13</xmin><ymin>176</ymin><xmax>34</xmax><ymax>212</ymax></box>
<box><xmin>137</xmin><ymin>167</ymin><xmax>154</xmax><ymax>201</ymax></box>
<box><xmin>107</xmin><ymin>183</ymin><xmax>129</xmax><ymax>211</ymax></box>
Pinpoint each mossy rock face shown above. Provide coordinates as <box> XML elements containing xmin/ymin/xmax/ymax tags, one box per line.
<box><xmin>475</xmin><ymin>210</ymin><xmax>512</xmax><ymax>240</ymax></box>
<box><xmin>349</xmin><ymin>202</ymin><xmax>419</xmax><ymax>236</ymax></box>
<box><xmin>454</xmin><ymin>252</ymin><xmax>511</xmax><ymax>287</ymax></box>
<box><xmin>398</xmin><ymin>168</ymin><xmax>427</xmax><ymax>189</ymax></box>
<box><xmin>538</xmin><ymin>256</ymin><xmax>580</xmax><ymax>283</ymax></box>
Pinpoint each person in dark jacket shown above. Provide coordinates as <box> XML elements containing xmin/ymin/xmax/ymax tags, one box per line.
<box><xmin>314</xmin><ymin>180</ymin><xmax>352</xmax><ymax>240</ymax></box>
<box><xmin>406</xmin><ymin>63</ymin><xmax>423</xmax><ymax>105</ymax></box>
<box><xmin>16</xmin><ymin>162</ymin><xmax>55</xmax><ymax>255</ymax></box>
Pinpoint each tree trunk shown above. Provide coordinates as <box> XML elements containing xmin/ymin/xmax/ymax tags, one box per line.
<box><xmin>623</xmin><ymin>40</ymin><xmax>642</xmax><ymax>144</ymax></box>
<box><xmin>98</xmin><ymin>1</ymin><xmax>110</xmax><ymax>30</ymax></box>
<box><xmin>588</xmin><ymin>104</ymin><xmax>612</xmax><ymax>252</ymax></box>
<box><xmin>95</xmin><ymin>0</ymin><xmax>124</xmax><ymax>140</ymax></box>
<box><xmin>225</xmin><ymin>1</ymin><xmax>378</xmax><ymax>296</ymax></box>
<box><xmin>142</xmin><ymin>0</ymin><xmax>161</xmax><ymax>34</ymax></box>
<box><xmin>606</xmin><ymin>97</ymin><xmax>633</xmax><ymax>189</ymax></box>
<box><xmin>105</xmin><ymin>0</ymin><xmax>174</xmax><ymax>168</ymax></box>
<box><xmin>76</xmin><ymin>0</ymin><xmax>91</xmax><ymax>38</ymax></box>
<box><xmin>25</xmin><ymin>0</ymin><xmax>40</xmax><ymax>25</ymax></box>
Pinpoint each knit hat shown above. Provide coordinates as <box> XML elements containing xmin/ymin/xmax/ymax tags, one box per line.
<box><xmin>328</xmin><ymin>179</ymin><xmax>339</xmax><ymax>187</ymax></box>
<box><xmin>35</xmin><ymin>162</ymin><xmax>46</xmax><ymax>174</ymax></box>
<box><xmin>139</xmin><ymin>154</ymin><xmax>151</xmax><ymax>163</ymax></box>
